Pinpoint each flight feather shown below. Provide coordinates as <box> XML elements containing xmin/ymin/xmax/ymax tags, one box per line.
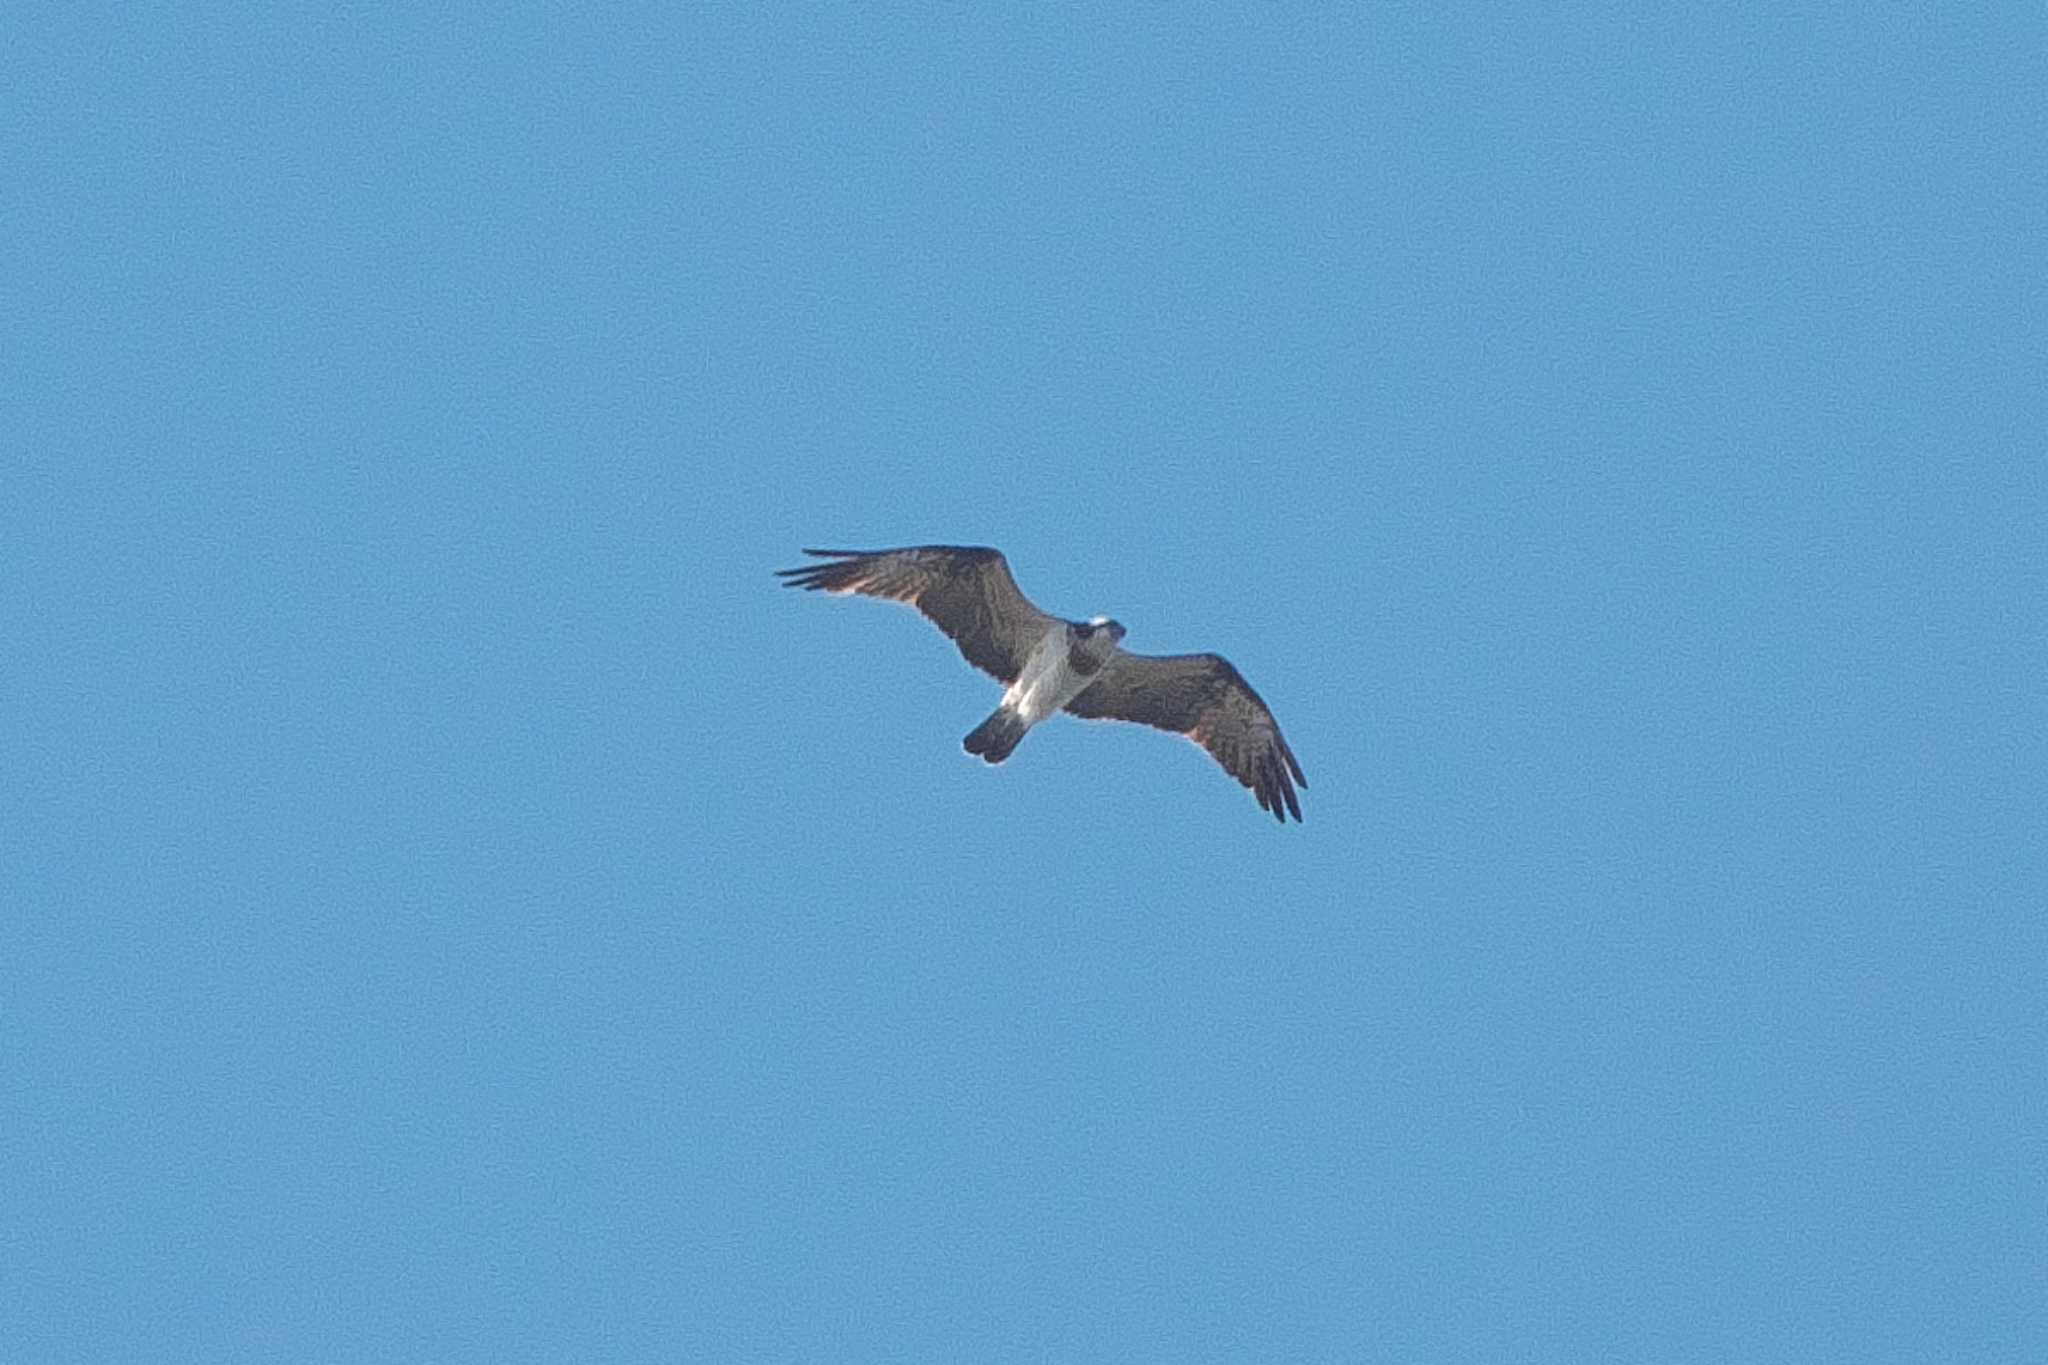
<box><xmin>775</xmin><ymin>546</ymin><xmax>1055</xmax><ymax>684</ymax></box>
<box><xmin>1063</xmin><ymin>652</ymin><xmax>1307</xmax><ymax>822</ymax></box>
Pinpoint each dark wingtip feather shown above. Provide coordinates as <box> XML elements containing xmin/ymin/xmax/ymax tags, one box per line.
<box><xmin>1258</xmin><ymin>749</ymin><xmax>1303</xmax><ymax>823</ymax></box>
<box><xmin>777</xmin><ymin>549</ymin><xmax>882</xmax><ymax>587</ymax></box>
<box><xmin>774</xmin><ymin>566</ymin><xmax>832</xmax><ymax>588</ymax></box>
<box><xmin>776</xmin><ymin>551</ymin><xmax>869</xmax><ymax>589</ymax></box>
<box><xmin>1237</xmin><ymin>747</ymin><xmax>1305</xmax><ymax>823</ymax></box>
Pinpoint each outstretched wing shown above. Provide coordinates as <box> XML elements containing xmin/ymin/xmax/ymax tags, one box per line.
<box><xmin>775</xmin><ymin>546</ymin><xmax>1057</xmax><ymax>684</ymax></box>
<box><xmin>1065</xmin><ymin>652</ymin><xmax>1307</xmax><ymax>822</ymax></box>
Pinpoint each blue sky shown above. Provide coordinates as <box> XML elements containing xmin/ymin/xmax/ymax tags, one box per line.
<box><xmin>6</xmin><ymin>4</ymin><xmax>2043</xmax><ymax>1360</ymax></box>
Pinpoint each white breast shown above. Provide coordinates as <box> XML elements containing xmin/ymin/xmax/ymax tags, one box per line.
<box><xmin>1003</xmin><ymin>625</ymin><xmax>1090</xmax><ymax>725</ymax></box>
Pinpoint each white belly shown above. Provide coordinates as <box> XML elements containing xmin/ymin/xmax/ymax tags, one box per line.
<box><xmin>1003</xmin><ymin>626</ymin><xmax>1096</xmax><ymax>725</ymax></box>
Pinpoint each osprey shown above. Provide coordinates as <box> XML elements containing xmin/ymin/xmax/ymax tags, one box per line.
<box><xmin>776</xmin><ymin>546</ymin><xmax>1307</xmax><ymax>822</ymax></box>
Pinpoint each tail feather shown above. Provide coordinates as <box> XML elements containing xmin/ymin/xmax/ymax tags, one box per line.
<box><xmin>963</xmin><ymin>708</ymin><xmax>1028</xmax><ymax>764</ymax></box>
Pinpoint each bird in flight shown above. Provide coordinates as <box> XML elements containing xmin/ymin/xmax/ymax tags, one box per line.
<box><xmin>776</xmin><ymin>546</ymin><xmax>1306</xmax><ymax>822</ymax></box>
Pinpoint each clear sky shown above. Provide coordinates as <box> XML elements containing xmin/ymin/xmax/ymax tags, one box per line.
<box><xmin>7</xmin><ymin>5</ymin><xmax>2043</xmax><ymax>1361</ymax></box>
